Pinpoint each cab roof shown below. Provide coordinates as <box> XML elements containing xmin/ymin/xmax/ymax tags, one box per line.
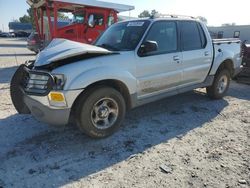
<box><xmin>119</xmin><ymin>16</ymin><xmax>200</xmax><ymax>24</ymax></box>
<box><xmin>119</xmin><ymin>14</ymin><xmax>199</xmax><ymax>23</ymax></box>
<box><xmin>150</xmin><ymin>14</ymin><xmax>198</xmax><ymax>21</ymax></box>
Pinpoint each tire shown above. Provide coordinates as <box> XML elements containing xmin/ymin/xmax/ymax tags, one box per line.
<box><xmin>206</xmin><ymin>69</ymin><xmax>231</xmax><ymax>99</ymax></box>
<box><xmin>75</xmin><ymin>87</ymin><xmax>126</xmax><ymax>138</ymax></box>
<box><xmin>10</xmin><ymin>65</ymin><xmax>31</xmax><ymax>114</ymax></box>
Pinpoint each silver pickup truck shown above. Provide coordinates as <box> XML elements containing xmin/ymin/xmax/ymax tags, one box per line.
<box><xmin>11</xmin><ymin>16</ymin><xmax>242</xmax><ymax>138</ymax></box>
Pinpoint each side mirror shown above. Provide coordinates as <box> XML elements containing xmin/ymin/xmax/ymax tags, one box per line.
<box><xmin>138</xmin><ymin>40</ymin><xmax>158</xmax><ymax>56</ymax></box>
<box><xmin>88</xmin><ymin>14</ymin><xmax>95</xmax><ymax>28</ymax></box>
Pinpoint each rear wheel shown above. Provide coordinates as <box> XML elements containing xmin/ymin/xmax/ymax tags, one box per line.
<box><xmin>206</xmin><ymin>69</ymin><xmax>230</xmax><ymax>99</ymax></box>
<box><xmin>75</xmin><ymin>87</ymin><xmax>126</xmax><ymax>138</ymax></box>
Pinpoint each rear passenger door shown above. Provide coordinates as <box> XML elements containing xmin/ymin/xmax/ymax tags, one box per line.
<box><xmin>179</xmin><ymin>21</ymin><xmax>213</xmax><ymax>87</ymax></box>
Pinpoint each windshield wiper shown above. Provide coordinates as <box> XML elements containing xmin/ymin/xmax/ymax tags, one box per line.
<box><xmin>97</xmin><ymin>44</ymin><xmax>119</xmax><ymax>51</ymax></box>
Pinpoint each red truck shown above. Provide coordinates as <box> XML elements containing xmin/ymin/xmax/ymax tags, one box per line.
<box><xmin>26</xmin><ymin>0</ymin><xmax>134</xmax><ymax>46</ymax></box>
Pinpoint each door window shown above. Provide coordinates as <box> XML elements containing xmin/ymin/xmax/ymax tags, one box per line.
<box><xmin>197</xmin><ymin>23</ymin><xmax>207</xmax><ymax>48</ymax></box>
<box><xmin>143</xmin><ymin>21</ymin><xmax>178</xmax><ymax>55</ymax></box>
<box><xmin>89</xmin><ymin>14</ymin><xmax>104</xmax><ymax>26</ymax></box>
<box><xmin>73</xmin><ymin>12</ymin><xmax>85</xmax><ymax>24</ymax></box>
<box><xmin>180</xmin><ymin>21</ymin><xmax>204</xmax><ymax>51</ymax></box>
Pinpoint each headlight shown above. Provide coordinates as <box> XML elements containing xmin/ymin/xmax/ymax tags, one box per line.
<box><xmin>52</xmin><ymin>74</ymin><xmax>66</xmax><ymax>90</ymax></box>
<box><xmin>26</xmin><ymin>73</ymin><xmax>50</xmax><ymax>92</ymax></box>
<box><xmin>29</xmin><ymin>73</ymin><xmax>49</xmax><ymax>81</ymax></box>
<box><xmin>23</xmin><ymin>70</ymin><xmax>66</xmax><ymax>95</ymax></box>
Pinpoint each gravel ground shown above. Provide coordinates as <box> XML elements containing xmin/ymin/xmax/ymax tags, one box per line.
<box><xmin>0</xmin><ymin>38</ymin><xmax>249</xmax><ymax>188</ymax></box>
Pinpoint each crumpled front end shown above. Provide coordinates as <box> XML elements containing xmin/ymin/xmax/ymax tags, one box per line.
<box><xmin>34</xmin><ymin>38</ymin><xmax>114</xmax><ymax>70</ymax></box>
<box><xmin>10</xmin><ymin>64</ymin><xmax>83</xmax><ymax>126</ymax></box>
<box><xmin>10</xmin><ymin>39</ymin><xmax>115</xmax><ymax>125</ymax></box>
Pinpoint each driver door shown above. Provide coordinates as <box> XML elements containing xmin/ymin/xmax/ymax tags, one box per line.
<box><xmin>135</xmin><ymin>21</ymin><xmax>182</xmax><ymax>99</ymax></box>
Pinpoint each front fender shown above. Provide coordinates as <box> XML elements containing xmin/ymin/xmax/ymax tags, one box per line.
<box><xmin>64</xmin><ymin>67</ymin><xmax>137</xmax><ymax>95</ymax></box>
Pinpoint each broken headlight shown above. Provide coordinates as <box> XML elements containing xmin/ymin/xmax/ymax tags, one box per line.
<box><xmin>23</xmin><ymin>70</ymin><xmax>66</xmax><ymax>95</ymax></box>
<box><xmin>25</xmin><ymin>73</ymin><xmax>50</xmax><ymax>94</ymax></box>
<box><xmin>52</xmin><ymin>74</ymin><xmax>66</xmax><ymax>90</ymax></box>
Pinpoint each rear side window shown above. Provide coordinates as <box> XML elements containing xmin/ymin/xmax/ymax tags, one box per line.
<box><xmin>197</xmin><ymin>23</ymin><xmax>207</xmax><ymax>48</ymax></box>
<box><xmin>180</xmin><ymin>21</ymin><xmax>204</xmax><ymax>51</ymax></box>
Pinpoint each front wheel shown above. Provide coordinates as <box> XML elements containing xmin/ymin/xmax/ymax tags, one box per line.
<box><xmin>206</xmin><ymin>69</ymin><xmax>231</xmax><ymax>99</ymax></box>
<box><xmin>75</xmin><ymin>87</ymin><xmax>126</xmax><ymax>138</ymax></box>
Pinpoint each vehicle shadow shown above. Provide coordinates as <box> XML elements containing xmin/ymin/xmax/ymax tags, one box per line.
<box><xmin>0</xmin><ymin>66</ymin><xmax>18</xmax><ymax>84</ymax></box>
<box><xmin>0</xmin><ymin>90</ymin><xmax>229</xmax><ymax>187</ymax></box>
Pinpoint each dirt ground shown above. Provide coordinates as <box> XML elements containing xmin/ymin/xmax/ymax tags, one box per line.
<box><xmin>0</xmin><ymin>38</ymin><xmax>249</xmax><ymax>188</ymax></box>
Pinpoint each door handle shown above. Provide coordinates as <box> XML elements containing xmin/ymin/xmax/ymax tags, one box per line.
<box><xmin>173</xmin><ymin>56</ymin><xmax>180</xmax><ymax>63</ymax></box>
<box><xmin>204</xmin><ymin>51</ymin><xmax>209</xmax><ymax>56</ymax></box>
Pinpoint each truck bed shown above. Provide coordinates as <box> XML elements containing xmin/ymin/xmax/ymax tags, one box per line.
<box><xmin>206</xmin><ymin>38</ymin><xmax>242</xmax><ymax>78</ymax></box>
<box><xmin>212</xmin><ymin>39</ymin><xmax>241</xmax><ymax>60</ymax></box>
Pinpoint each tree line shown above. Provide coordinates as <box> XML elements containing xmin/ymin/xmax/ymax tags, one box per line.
<box><xmin>18</xmin><ymin>8</ymin><xmax>68</xmax><ymax>28</ymax></box>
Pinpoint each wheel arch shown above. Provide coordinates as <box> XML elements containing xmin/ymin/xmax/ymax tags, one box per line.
<box><xmin>216</xmin><ymin>59</ymin><xmax>234</xmax><ymax>77</ymax></box>
<box><xmin>70</xmin><ymin>79</ymin><xmax>133</xmax><ymax>121</ymax></box>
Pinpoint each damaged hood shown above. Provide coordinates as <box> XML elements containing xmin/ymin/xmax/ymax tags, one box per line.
<box><xmin>35</xmin><ymin>38</ymin><xmax>113</xmax><ymax>68</ymax></box>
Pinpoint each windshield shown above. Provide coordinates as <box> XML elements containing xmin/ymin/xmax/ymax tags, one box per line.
<box><xmin>95</xmin><ymin>20</ymin><xmax>150</xmax><ymax>51</ymax></box>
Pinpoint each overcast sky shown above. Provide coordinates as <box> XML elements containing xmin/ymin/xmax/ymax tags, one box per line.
<box><xmin>0</xmin><ymin>0</ymin><xmax>249</xmax><ymax>32</ymax></box>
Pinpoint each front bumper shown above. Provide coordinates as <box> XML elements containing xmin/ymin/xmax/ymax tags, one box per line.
<box><xmin>23</xmin><ymin>89</ymin><xmax>83</xmax><ymax>126</ymax></box>
<box><xmin>23</xmin><ymin>88</ymin><xmax>83</xmax><ymax>126</ymax></box>
<box><xmin>12</xmin><ymin>64</ymin><xmax>84</xmax><ymax>126</ymax></box>
<box><xmin>24</xmin><ymin>95</ymin><xmax>71</xmax><ymax>125</ymax></box>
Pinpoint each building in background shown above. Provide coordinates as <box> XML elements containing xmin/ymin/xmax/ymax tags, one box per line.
<box><xmin>8</xmin><ymin>19</ymin><xmax>70</xmax><ymax>37</ymax></box>
<box><xmin>8</xmin><ymin>22</ymin><xmax>32</xmax><ymax>33</ymax></box>
<box><xmin>208</xmin><ymin>25</ymin><xmax>250</xmax><ymax>43</ymax></box>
